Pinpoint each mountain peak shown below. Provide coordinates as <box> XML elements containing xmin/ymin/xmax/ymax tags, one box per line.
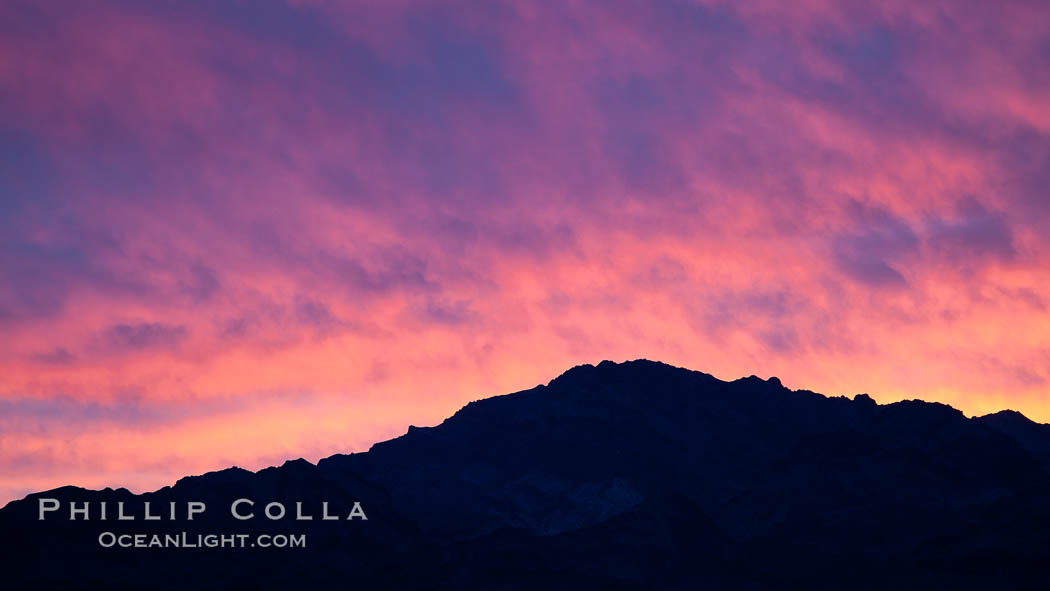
<box><xmin>546</xmin><ymin>358</ymin><xmax>718</xmax><ymax>390</ymax></box>
<box><xmin>981</xmin><ymin>408</ymin><xmax>1035</xmax><ymax>424</ymax></box>
<box><xmin>173</xmin><ymin>466</ymin><xmax>253</xmax><ymax>488</ymax></box>
<box><xmin>853</xmin><ymin>393</ymin><xmax>878</xmax><ymax>407</ymax></box>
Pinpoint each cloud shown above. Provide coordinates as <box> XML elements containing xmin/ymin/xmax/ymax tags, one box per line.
<box><xmin>925</xmin><ymin>197</ymin><xmax>1015</xmax><ymax>265</ymax></box>
<box><xmin>101</xmin><ymin>323</ymin><xmax>188</xmax><ymax>352</ymax></box>
<box><xmin>1</xmin><ymin>0</ymin><xmax>1050</xmax><ymax>503</ymax></box>
<box><xmin>831</xmin><ymin>203</ymin><xmax>918</xmax><ymax>288</ymax></box>
<box><xmin>28</xmin><ymin>348</ymin><xmax>76</xmax><ymax>365</ymax></box>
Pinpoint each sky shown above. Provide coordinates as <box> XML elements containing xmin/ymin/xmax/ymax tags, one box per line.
<box><xmin>2</xmin><ymin>0</ymin><xmax>1049</xmax><ymax>504</ymax></box>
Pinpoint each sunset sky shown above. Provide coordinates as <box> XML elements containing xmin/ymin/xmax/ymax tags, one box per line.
<box><xmin>2</xmin><ymin>0</ymin><xmax>1050</xmax><ymax>504</ymax></box>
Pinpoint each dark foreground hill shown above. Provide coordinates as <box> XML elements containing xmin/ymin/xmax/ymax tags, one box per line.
<box><xmin>5</xmin><ymin>360</ymin><xmax>1050</xmax><ymax>589</ymax></box>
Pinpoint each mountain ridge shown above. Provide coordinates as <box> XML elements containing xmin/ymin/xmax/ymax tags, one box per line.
<box><xmin>5</xmin><ymin>358</ymin><xmax>1050</xmax><ymax>589</ymax></box>
<box><xmin>12</xmin><ymin>358</ymin><xmax>1039</xmax><ymax>509</ymax></box>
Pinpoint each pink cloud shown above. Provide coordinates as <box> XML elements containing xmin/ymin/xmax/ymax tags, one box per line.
<box><xmin>1</xmin><ymin>0</ymin><xmax>1049</xmax><ymax>503</ymax></box>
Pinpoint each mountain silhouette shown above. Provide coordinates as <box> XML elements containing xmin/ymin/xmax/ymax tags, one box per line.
<box><xmin>4</xmin><ymin>359</ymin><xmax>1050</xmax><ymax>589</ymax></box>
